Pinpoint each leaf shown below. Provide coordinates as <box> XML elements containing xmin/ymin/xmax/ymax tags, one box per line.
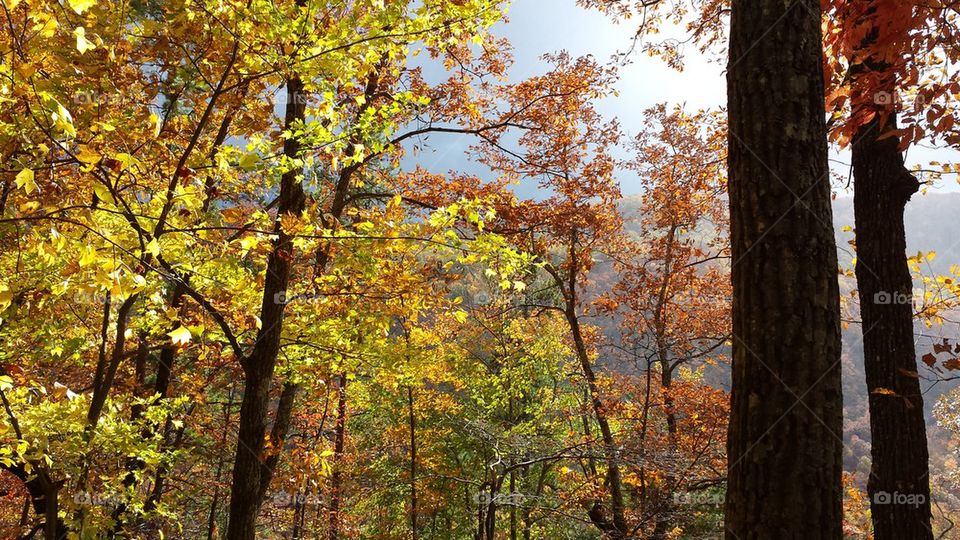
<box><xmin>74</xmin><ymin>27</ymin><xmax>96</xmax><ymax>54</ymax></box>
<box><xmin>239</xmin><ymin>153</ymin><xmax>260</xmax><ymax>170</ymax></box>
<box><xmin>15</xmin><ymin>168</ymin><xmax>36</xmax><ymax>193</ymax></box>
<box><xmin>922</xmin><ymin>353</ymin><xmax>938</xmax><ymax>367</ymax></box>
<box><xmin>898</xmin><ymin>368</ymin><xmax>920</xmax><ymax>379</ymax></box>
<box><xmin>76</xmin><ymin>145</ymin><xmax>100</xmax><ymax>164</ymax></box>
<box><xmin>0</xmin><ymin>283</ymin><xmax>11</xmax><ymax>311</ymax></box>
<box><xmin>871</xmin><ymin>388</ymin><xmax>898</xmax><ymax>396</ymax></box>
<box><xmin>33</xmin><ymin>14</ymin><xmax>58</xmax><ymax>37</ymax></box>
<box><xmin>0</xmin><ymin>375</ymin><xmax>13</xmax><ymax>391</ymax></box>
<box><xmin>943</xmin><ymin>358</ymin><xmax>960</xmax><ymax>371</ymax></box>
<box><xmin>167</xmin><ymin>326</ymin><xmax>192</xmax><ymax>346</ymax></box>
<box><xmin>150</xmin><ymin>113</ymin><xmax>161</xmax><ymax>137</ymax></box>
<box><xmin>146</xmin><ymin>238</ymin><xmax>160</xmax><ymax>257</ymax></box>
<box><xmin>68</xmin><ymin>0</ymin><xmax>95</xmax><ymax>14</ymax></box>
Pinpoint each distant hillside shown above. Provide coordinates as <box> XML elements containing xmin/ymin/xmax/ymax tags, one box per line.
<box><xmin>615</xmin><ymin>192</ymin><xmax>960</xmax><ymax>483</ymax></box>
<box><xmin>834</xmin><ymin>192</ymin><xmax>960</xmax><ymax>274</ymax></box>
<box><xmin>835</xmin><ymin>193</ymin><xmax>960</xmax><ymax>480</ymax></box>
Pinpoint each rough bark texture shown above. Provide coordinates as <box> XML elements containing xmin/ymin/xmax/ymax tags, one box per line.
<box><xmin>852</xmin><ymin>112</ymin><xmax>932</xmax><ymax>540</ymax></box>
<box><xmin>724</xmin><ymin>0</ymin><xmax>844</xmax><ymax>537</ymax></box>
<box><xmin>225</xmin><ymin>70</ymin><xmax>307</xmax><ymax>540</ymax></box>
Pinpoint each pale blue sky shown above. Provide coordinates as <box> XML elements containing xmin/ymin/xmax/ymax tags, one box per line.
<box><xmin>403</xmin><ymin>0</ymin><xmax>959</xmax><ymax>196</ymax></box>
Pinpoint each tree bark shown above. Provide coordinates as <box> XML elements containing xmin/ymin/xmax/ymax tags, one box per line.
<box><xmin>549</xmin><ymin>232</ymin><xmax>629</xmax><ymax>538</ymax></box>
<box><xmin>852</xmin><ymin>111</ymin><xmax>932</xmax><ymax>539</ymax></box>
<box><xmin>724</xmin><ymin>0</ymin><xmax>844</xmax><ymax>537</ymax></box>
<box><xmin>651</xmin><ymin>357</ymin><xmax>677</xmax><ymax>540</ymax></box>
<box><xmin>225</xmin><ymin>66</ymin><xmax>307</xmax><ymax>539</ymax></box>
<box><xmin>207</xmin><ymin>387</ymin><xmax>236</xmax><ymax>540</ymax></box>
<box><xmin>651</xmin><ymin>225</ymin><xmax>678</xmax><ymax>540</ymax></box>
<box><xmin>566</xmin><ymin>303</ymin><xmax>628</xmax><ymax>537</ymax></box>
<box><xmin>408</xmin><ymin>385</ymin><xmax>419</xmax><ymax>540</ymax></box>
<box><xmin>327</xmin><ymin>373</ymin><xmax>348</xmax><ymax>540</ymax></box>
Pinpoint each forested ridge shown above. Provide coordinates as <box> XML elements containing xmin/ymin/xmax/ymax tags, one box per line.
<box><xmin>2</xmin><ymin>0</ymin><xmax>960</xmax><ymax>538</ymax></box>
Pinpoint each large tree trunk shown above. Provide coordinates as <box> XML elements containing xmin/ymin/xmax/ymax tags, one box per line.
<box><xmin>225</xmin><ymin>68</ymin><xmax>307</xmax><ymax>539</ymax></box>
<box><xmin>724</xmin><ymin>0</ymin><xmax>844</xmax><ymax>537</ymax></box>
<box><xmin>852</xmin><ymin>111</ymin><xmax>932</xmax><ymax>539</ymax></box>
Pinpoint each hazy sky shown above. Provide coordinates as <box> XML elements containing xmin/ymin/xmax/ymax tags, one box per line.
<box><xmin>404</xmin><ymin>0</ymin><xmax>960</xmax><ymax>196</ymax></box>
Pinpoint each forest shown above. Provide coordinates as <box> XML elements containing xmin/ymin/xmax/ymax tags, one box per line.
<box><xmin>2</xmin><ymin>0</ymin><xmax>960</xmax><ymax>538</ymax></box>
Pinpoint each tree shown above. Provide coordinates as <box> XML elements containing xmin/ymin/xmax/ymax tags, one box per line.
<box><xmin>606</xmin><ymin>104</ymin><xmax>730</xmax><ymax>537</ymax></box>
<box><xmin>724</xmin><ymin>0</ymin><xmax>844</xmax><ymax>537</ymax></box>
<box><xmin>823</xmin><ymin>2</ymin><xmax>945</xmax><ymax>537</ymax></box>
<box><xmin>0</xmin><ymin>0</ymin><xmax>516</xmax><ymax>535</ymax></box>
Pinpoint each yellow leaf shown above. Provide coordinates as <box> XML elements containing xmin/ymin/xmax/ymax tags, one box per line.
<box><xmin>76</xmin><ymin>145</ymin><xmax>100</xmax><ymax>165</ymax></box>
<box><xmin>74</xmin><ymin>27</ymin><xmax>95</xmax><ymax>54</ymax></box>
<box><xmin>18</xmin><ymin>201</ymin><xmax>39</xmax><ymax>213</ymax></box>
<box><xmin>15</xmin><ymin>168</ymin><xmax>36</xmax><ymax>193</ymax></box>
<box><xmin>150</xmin><ymin>113</ymin><xmax>161</xmax><ymax>137</ymax></box>
<box><xmin>146</xmin><ymin>238</ymin><xmax>160</xmax><ymax>257</ymax></box>
<box><xmin>0</xmin><ymin>283</ymin><xmax>12</xmax><ymax>311</ymax></box>
<box><xmin>93</xmin><ymin>183</ymin><xmax>114</xmax><ymax>203</ymax></box>
<box><xmin>238</xmin><ymin>153</ymin><xmax>259</xmax><ymax>170</ymax></box>
<box><xmin>32</xmin><ymin>14</ymin><xmax>58</xmax><ymax>38</ymax></box>
<box><xmin>68</xmin><ymin>0</ymin><xmax>95</xmax><ymax>14</ymax></box>
<box><xmin>280</xmin><ymin>213</ymin><xmax>301</xmax><ymax>235</ymax></box>
<box><xmin>238</xmin><ymin>235</ymin><xmax>259</xmax><ymax>251</ymax></box>
<box><xmin>167</xmin><ymin>326</ymin><xmax>192</xmax><ymax>346</ymax></box>
<box><xmin>927</xmin><ymin>251</ymin><xmax>937</xmax><ymax>262</ymax></box>
<box><xmin>79</xmin><ymin>246</ymin><xmax>97</xmax><ymax>267</ymax></box>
